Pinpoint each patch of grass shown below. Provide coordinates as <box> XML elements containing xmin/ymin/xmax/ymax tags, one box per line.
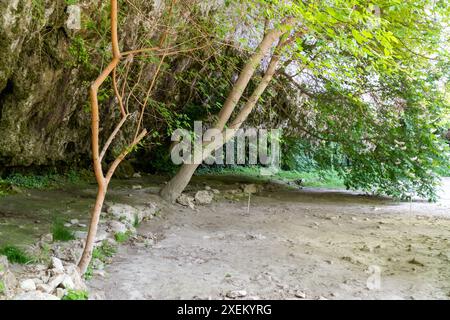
<box><xmin>0</xmin><ymin>280</ymin><xmax>5</xmax><ymax>295</ymax></box>
<box><xmin>34</xmin><ymin>242</ymin><xmax>52</xmax><ymax>264</ymax></box>
<box><xmin>52</xmin><ymin>219</ymin><xmax>75</xmax><ymax>242</ymax></box>
<box><xmin>84</xmin><ymin>241</ymin><xmax>117</xmax><ymax>280</ymax></box>
<box><xmin>84</xmin><ymin>265</ymin><xmax>94</xmax><ymax>280</ymax></box>
<box><xmin>0</xmin><ymin>246</ymin><xmax>33</xmax><ymax>264</ymax></box>
<box><xmin>197</xmin><ymin>166</ymin><xmax>345</xmax><ymax>189</ymax></box>
<box><xmin>93</xmin><ymin>242</ymin><xmax>116</xmax><ymax>260</ymax></box>
<box><xmin>114</xmin><ymin>231</ymin><xmax>132</xmax><ymax>244</ymax></box>
<box><xmin>0</xmin><ymin>170</ymin><xmax>92</xmax><ymax>197</ymax></box>
<box><xmin>62</xmin><ymin>289</ymin><xmax>89</xmax><ymax>300</ymax></box>
<box><xmin>133</xmin><ymin>214</ymin><xmax>140</xmax><ymax>228</ymax></box>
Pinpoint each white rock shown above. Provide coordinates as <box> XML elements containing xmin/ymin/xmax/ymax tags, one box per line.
<box><xmin>51</xmin><ymin>257</ymin><xmax>65</xmax><ymax>273</ymax></box>
<box><xmin>93</xmin><ymin>270</ymin><xmax>106</xmax><ymax>277</ymax></box>
<box><xmin>132</xmin><ymin>185</ymin><xmax>142</xmax><ymax>190</ymax></box>
<box><xmin>56</xmin><ymin>288</ymin><xmax>66</xmax><ymax>299</ymax></box>
<box><xmin>136</xmin><ymin>202</ymin><xmax>159</xmax><ymax>219</ymax></box>
<box><xmin>243</xmin><ymin>184</ymin><xmax>258</xmax><ymax>194</ymax></box>
<box><xmin>14</xmin><ymin>291</ymin><xmax>60</xmax><ymax>300</ymax></box>
<box><xmin>2</xmin><ymin>270</ymin><xmax>17</xmax><ymax>297</ymax></box>
<box><xmin>205</xmin><ymin>186</ymin><xmax>211</xmax><ymax>191</ymax></box>
<box><xmin>107</xmin><ymin>220</ymin><xmax>128</xmax><ymax>234</ymax></box>
<box><xmin>226</xmin><ymin>290</ymin><xmax>247</xmax><ymax>299</ymax></box>
<box><xmin>64</xmin><ymin>223</ymin><xmax>72</xmax><ymax>228</ymax></box>
<box><xmin>95</xmin><ymin>229</ymin><xmax>109</xmax><ymax>242</ymax></box>
<box><xmin>61</xmin><ymin>275</ymin><xmax>75</xmax><ymax>289</ymax></box>
<box><xmin>74</xmin><ymin>231</ymin><xmax>88</xmax><ymax>239</ymax></box>
<box><xmin>295</xmin><ymin>291</ymin><xmax>306</xmax><ymax>299</ymax></box>
<box><xmin>106</xmin><ymin>203</ymin><xmax>138</xmax><ymax>225</ymax></box>
<box><xmin>20</xmin><ymin>279</ymin><xmax>36</xmax><ymax>292</ymax></box>
<box><xmin>70</xmin><ymin>219</ymin><xmax>79</xmax><ymax>225</ymax></box>
<box><xmin>212</xmin><ymin>189</ymin><xmax>220</xmax><ymax>194</ymax></box>
<box><xmin>40</xmin><ymin>233</ymin><xmax>53</xmax><ymax>243</ymax></box>
<box><xmin>177</xmin><ymin>194</ymin><xmax>195</xmax><ymax>209</ymax></box>
<box><xmin>36</xmin><ymin>283</ymin><xmax>53</xmax><ymax>294</ymax></box>
<box><xmin>65</xmin><ymin>265</ymin><xmax>87</xmax><ymax>291</ymax></box>
<box><xmin>194</xmin><ymin>190</ymin><xmax>214</xmax><ymax>205</ymax></box>
<box><xmin>78</xmin><ymin>223</ymin><xmax>87</xmax><ymax>228</ymax></box>
<box><xmin>0</xmin><ymin>255</ymin><xmax>8</xmax><ymax>271</ymax></box>
<box><xmin>133</xmin><ymin>172</ymin><xmax>142</xmax><ymax>178</ymax></box>
<box><xmin>47</xmin><ymin>274</ymin><xmax>65</xmax><ymax>291</ymax></box>
<box><xmin>92</xmin><ymin>258</ymin><xmax>104</xmax><ymax>270</ymax></box>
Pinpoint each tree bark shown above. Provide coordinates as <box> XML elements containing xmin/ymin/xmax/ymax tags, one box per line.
<box><xmin>160</xmin><ymin>29</ymin><xmax>291</xmax><ymax>203</ymax></box>
<box><xmin>214</xmin><ymin>28</ymin><xmax>285</xmax><ymax>131</ymax></box>
<box><xmin>77</xmin><ymin>0</ymin><xmax>148</xmax><ymax>275</ymax></box>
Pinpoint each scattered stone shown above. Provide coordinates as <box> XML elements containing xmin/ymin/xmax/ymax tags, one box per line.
<box><xmin>408</xmin><ymin>258</ymin><xmax>425</xmax><ymax>267</ymax></box>
<box><xmin>295</xmin><ymin>291</ymin><xmax>306</xmax><ymax>299</ymax></box>
<box><xmin>212</xmin><ymin>189</ymin><xmax>220</xmax><ymax>194</ymax></box>
<box><xmin>133</xmin><ymin>172</ymin><xmax>142</xmax><ymax>178</ymax></box>
<box><xmin>2</xmin><ymin>270</ymin><xmax>17</xmax><ymax>296</ymax></box>
<box><xmin>92</xmin><ymin>258</ymin><xmax>105</xmax><ymax>270</ymax></box>
<box><xmin>89</xmin><ymin>291</ymin><xmax>106</xmax><ymax>300</ymax></box>
<box><xmin>70</xmin><ymin>219</ymin><xmax>79</xmax><ymax>225</ymax></box>
<box><xmin>177</xmin><ymin>194</ymin><xmax>195</xmax><ymax>209</ymax></box>
<box><xmin>61</xmin><ymin>275</ymin><xmax>75</xmax><ymax>289</ymax></box>
<box><xmin>0</xmin><ymin>255</ymin><xmax>8</xmax><ymax>270</ymax></box>
<box><xmin>246</xmin><ymin>233</ymin><xmax>266</xmax><ymax>240</ymax></box>
<box><xmin>78</xmin><ymin>223</ymin><xmax>87</xmax><ymax>228</ymax></box>
<box><xmin>194</xmin><ymin>190</ymin><xmax>214</xmax><ymax>205</ymax></box>
<box><xmin>64</xmin><ymin>223</ymin><xmax>72</xmax><ymax>228</ymax></box>
<box><xmin>105</xmin><ymin>203</ymin><xmax>139</xmax><ymax>225</ymax></box>
<box><xmin>36</xmin><ymin>283</ymin><xmax>53</xmax><ymax>294</ymax></box>
<box><xmin>51</xmin><ymin>257</ymin><xmax>64</xmax><ymax>273</ymax></box>
<box><xmin>242</xmin><ymin>184</ymin><xmax>258</xmax><ymax>194</ymax></box>
<box><xmin>95</xmin><ymin>229</ymin><xmax>109</xmax><ymax>242</ymax></box>
<box><xmin>40</xmin><ymin>233</ymin><xmax>53</xmax><ymax>243</ymax></box>
<box><xmin>132</xmin><ymin>185</ymin><xmax>142</xmax><ymax>190</ymax></box>
<box><xmin>47</xmin><ymin>274</ymin><xmax>65</xmax><ymax>291</ymax></box>
<box><xmin>74</xmin><ymin>231</ymin><xmax>88</xmax><ymax>240</ymax></box>
<box><xmin>65</xmin><ymin>265</ymin><xmax>87</xmax><ymax>291</ymax></box>
<box><xmin>107</xmin><ymin>220</ymin><xmax>128</xmax><ymax>234</ymax></box>
<box><xmin>205</xmin><ymin>186</ymin><xmax>211</xmax><ymax>191</ymax></box>
<box><xmin>56</xmin><ymin>288</ymin><xmax>66</xmax><ymax>299</ymax></box>
<box><xmin>93</xmin><ymin>270</ymin><xmax>106</xmax><ymax>277</ymax></box>
<box><xmin>20</xmin><ymin>279</ymin><xmax>36</xmax><ymax>292</ymax></box>
<box><xmin>13</xmin><ymin>291</ymin><xmax>60</xmax><ymax>300</ymax></box>
<box><xmin>226</xmin><ymin>290</ymin><xmax>247</xmax><ymax>299</ymax></box>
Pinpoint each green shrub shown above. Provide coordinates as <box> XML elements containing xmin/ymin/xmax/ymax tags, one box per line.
<box><xmin>62</xmin><ymin>289</ymin><xmax>89</xmax><ymax>300</ymax></box>
<box><xmin>52</xmin><ymin>220</ymin><xmax>75</xmax><ymax>242</ymax></box>
<box><xmin>0</xmin><ymin>280</ymin><xmax>5</xmax><ymax>295</ymax></box>
<box><xmin>0</xmin><ymin>246</ymin><xmax>33</xmax><ymax>264</ymax></box>
<box><xmin>114</xmin><ymin>231</ymin><xmax>131</xmax><ymax>244</ymax></box>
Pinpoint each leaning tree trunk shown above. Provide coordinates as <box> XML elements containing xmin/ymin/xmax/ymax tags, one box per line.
<box><xmin>160</xmin><ymin>28</ymin><xmax>291</xmax><ymax>203</ymax></box>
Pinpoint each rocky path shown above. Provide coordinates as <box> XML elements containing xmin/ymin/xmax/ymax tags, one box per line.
<box><xmin>88</xmin><ymin>178</ymin><xmax>450</xmax><ymax>300</ymax></box>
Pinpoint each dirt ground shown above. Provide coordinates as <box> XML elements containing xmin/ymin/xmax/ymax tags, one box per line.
<box><xmin>87</xmin><ymin>177</ymin><xmax>450</xmax><ymax>300</ymax></box>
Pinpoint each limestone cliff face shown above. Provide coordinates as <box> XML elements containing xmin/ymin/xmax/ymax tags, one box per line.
<box><xmin>0</xmin><ymin>0</ymin><xmax>233</xmax><ymax>170</ymax></box>
<box><xmin>0</xmin><ymin>0</ymin><xmax>92</xmax><ymax>168</ymax></box>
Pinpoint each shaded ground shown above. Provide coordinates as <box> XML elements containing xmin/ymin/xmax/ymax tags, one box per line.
<box><xmin>87</xmin><ymin>177</ymin><xmax>450</xmax><ymax>300</ymax></box>
<box><xmin>1</xmin><ymin>174</ymin><xmax>449</xmax><ymax>300</ymax></box>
